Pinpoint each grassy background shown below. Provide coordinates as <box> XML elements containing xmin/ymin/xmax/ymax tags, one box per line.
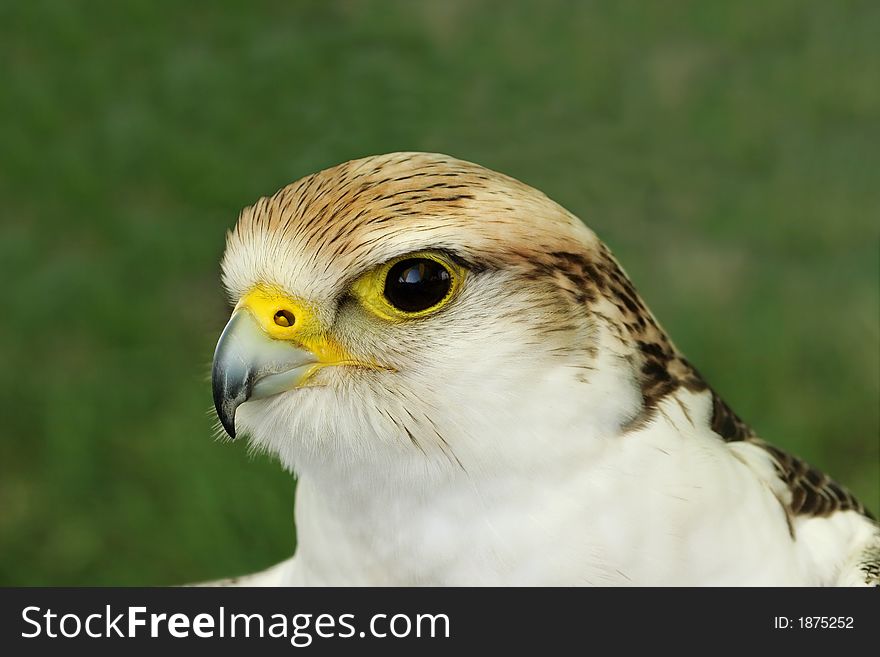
<box><xmin>1</xmin><ymin>0</ymin><xmax>877</xmax><ymax>585</ymax></box>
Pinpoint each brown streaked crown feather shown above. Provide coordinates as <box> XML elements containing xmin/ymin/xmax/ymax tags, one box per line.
<box><xmin>225</xmin><ymin>152</ymin><xmax>594</xmax><ymax>285</ymax></box>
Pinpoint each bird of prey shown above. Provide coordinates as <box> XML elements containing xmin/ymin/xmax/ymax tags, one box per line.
<box><xmin>209</xmin><ymin>152</ymin><xmax>878</xmax><ymax>586</ymax></box>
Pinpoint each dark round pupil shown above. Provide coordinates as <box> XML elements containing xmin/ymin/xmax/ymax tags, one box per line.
<box><xmin>384</xmin><ymin>258</ymin><xmax>452</xmax><ymax>312</ymax></box>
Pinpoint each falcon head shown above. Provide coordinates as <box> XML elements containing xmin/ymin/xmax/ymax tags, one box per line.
<box><xmin>213</xmin><ymin>153</ymin><xmax>665</xmax><ymax>478</ymax></box>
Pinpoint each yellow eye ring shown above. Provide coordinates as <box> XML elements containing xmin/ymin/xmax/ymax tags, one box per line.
<box><xmin>350</xmin><ymin>251</ymin><xmax>464</xmax><ymax>321</ymax></box>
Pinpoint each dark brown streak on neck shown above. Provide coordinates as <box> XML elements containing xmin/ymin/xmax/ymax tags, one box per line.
<box><xmin>540</xmin><ymin>244</ymin><xmax>874</xmax><ymax>523</ymax></box>
<box><xmin>542</xmin><ymin>246</ymin><xmax>749</xmax><ymax>439</ymax></box>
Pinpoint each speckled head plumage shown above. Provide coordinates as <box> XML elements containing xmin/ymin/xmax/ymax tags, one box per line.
<box><xmin>218</xmin><ymin>152</ymin><xmax>638</xmax><ymax>473</ymax></box>
<box><xmin>223</xmin><ymin>153</ymin><xmax>729</xmax><ymax>441</ymax></box>
<box><xmin>206</xmin><ymin>152</ymin><xmax>878</xmax><ymax>586</ymax></box>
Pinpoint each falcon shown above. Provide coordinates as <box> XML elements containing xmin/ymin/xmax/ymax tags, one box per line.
<box><xmin>208</xmin><ymin>152</ymin><xmax>878</xmax><ymax>586</ymax></box>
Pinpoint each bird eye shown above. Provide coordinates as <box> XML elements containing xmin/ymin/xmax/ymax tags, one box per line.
<box><xmin>384</xmin><ymin>258</ymin><xmax>452</xmax><ymax>313</ymax></box>
<box><xmin>350</xmin><ymin>251</ymin><xmax>463</xmax><ymax>320</ymax></box>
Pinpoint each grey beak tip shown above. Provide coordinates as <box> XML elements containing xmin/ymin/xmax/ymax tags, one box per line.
<box><xmin>212</xmin><ymin>357</ymin><xmax>252</xmax><ymax>440</ymax></box>
<box><xmin>212</xmin><ymin>365</ymin><xmax>238</xmax><ymax>439</ymax></box>
<box><xmin>212</xmin><ymin>311</ymin><xmax>257</xmax><ymax>440</ymax></box>
<box><xmin>218</xmin><ymin>407</ymin><xmax>238</xmax><ymax>439</ymax></box>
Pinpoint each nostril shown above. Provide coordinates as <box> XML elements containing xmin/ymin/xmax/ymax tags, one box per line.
<box><xmin>273</xmin><ymin>309</ymin><xmax>295</xmax><ymax>328</ymax></box>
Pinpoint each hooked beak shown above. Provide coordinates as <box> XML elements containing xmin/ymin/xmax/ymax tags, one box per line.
<box><xmin>211</xmin><ymin>309</ymin><xmax>318</xmax><ymax>439</ymax></box>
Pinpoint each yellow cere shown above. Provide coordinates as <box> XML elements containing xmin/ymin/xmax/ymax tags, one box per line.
<box><xmin>236</xmin><ymin>285</ymin><xmax>351</xmax><ymax>365</ymax></box>
<box><xmin>350</xmin><ymin>251</ymin><xmax>464</xmax><ymax>321</ymax></box>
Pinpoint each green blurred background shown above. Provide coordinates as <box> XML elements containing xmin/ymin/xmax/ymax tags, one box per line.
<box><xmin>1</xmin><ymin>1</ymin><xmax>877</xmax><ymax>585</ymax></box>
